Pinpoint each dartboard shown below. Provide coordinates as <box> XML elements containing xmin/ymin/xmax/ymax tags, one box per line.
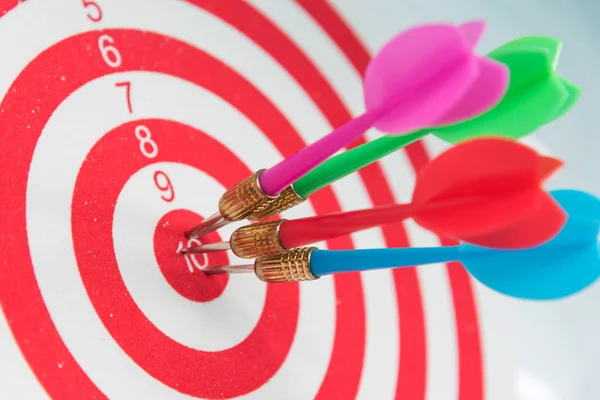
<box><xmin>0</xmin><ymin>0</ymin><xmax>509</xmax><ymax>399</ymax></box>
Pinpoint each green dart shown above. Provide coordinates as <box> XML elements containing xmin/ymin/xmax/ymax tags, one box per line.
<box><xmin>248</xmin><ymin>36</ymin><xmax>582</xmax><ymax>221</ymax></box>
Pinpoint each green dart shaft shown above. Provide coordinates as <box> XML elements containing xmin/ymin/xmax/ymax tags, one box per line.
<box><xmin>293</xmin><ymin>130</ymin><xmax>427</xmax><ymax>198</ymax></box>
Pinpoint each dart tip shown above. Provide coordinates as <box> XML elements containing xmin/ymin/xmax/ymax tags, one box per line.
<box><xmin>539</xmin><ymin>156</ymin><xmax>564</xmax><ymax>180</ymax></box>
<box><xmin>184</xmin><ymin>211</ymin><xmax>227</xmax><ymax>239</ymax></box>
<box><xmin>180</xmin><ymin>241</ymin><xmax>232</xmax><ymax>254</ymax></box>
<box><xmin>202</xmin><ymin>264</ymin><xmax>256</xmax><ymax>275</ymax></box>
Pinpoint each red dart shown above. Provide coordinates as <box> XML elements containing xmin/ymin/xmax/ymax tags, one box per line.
<box><xmin>182</xmin><ymin>138</ymin><xmax>565</xmax><ymax>259</ymax></box>
<box><xmin>281</xmin><ymin>139</ymin><xmax>564</xmax><ymax>249</ymax></box>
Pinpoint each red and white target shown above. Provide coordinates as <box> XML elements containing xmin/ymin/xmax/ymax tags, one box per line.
<box><xmin>0</xmin><ymin>1</ymin><xmax>482</xmax><ymax>398</ymax></box>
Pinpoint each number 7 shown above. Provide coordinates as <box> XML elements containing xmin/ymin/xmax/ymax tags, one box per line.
<box><xmin>115</xmin><ymin>81</ymin><xmax>132</xmax><ymax>114</ymax></box>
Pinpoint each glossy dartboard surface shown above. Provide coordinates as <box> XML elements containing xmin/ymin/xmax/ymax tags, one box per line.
<box><xmin>1</xmin><ymin>1</ymin><xmax>599</xmax><ymax>399</ymax></box>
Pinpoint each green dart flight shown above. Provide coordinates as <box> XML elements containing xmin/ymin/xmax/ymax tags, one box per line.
<box><xmin>434</xmin><ymin>35</ymin><xmax>581</xmax><ymax>142</ymax></box>
<box><xmin>251</xmin><ymin>36</ymin><xmax>582</xmax><ymax>221</ymax></box>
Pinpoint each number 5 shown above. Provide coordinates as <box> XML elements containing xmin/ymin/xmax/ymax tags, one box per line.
<box><xmin>82</xmin><ymin>0</ymin><xmax>102</xmax><ymax>22</ymax></box>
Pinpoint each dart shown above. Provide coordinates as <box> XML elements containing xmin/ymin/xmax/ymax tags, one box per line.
<box><xmin>185</xmin><ymin>20</ymin><xmax>510</xmax><ymax>238</ymax></box>
<box><xmin>242</xmin><ymin>35</ymin><xmax>581</xmax><ymax>222</ymax></box>
<box><xmin>182</xmin><ymin>138</ymin><xmax>565</xmax><ymax>258</ymax></box>
<box><xmin>204</xmin><ymin>189</ymin><xmax>600</xmax><ymax>301</ymax></box>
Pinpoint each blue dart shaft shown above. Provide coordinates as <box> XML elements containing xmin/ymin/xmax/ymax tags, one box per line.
<box><xmin>310</xmin><ymin>246</ymin><xmax>474</xmax><ymax>276</ymax></box>
<box><xmin>310</xmin><ymin>240</ymin><xmax>592</xmax><ymax>278</ymax></box>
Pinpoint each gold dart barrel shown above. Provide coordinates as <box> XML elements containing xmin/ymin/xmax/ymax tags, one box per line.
<box><xmin>218</xmin><ymin>169</ymin><xmax>281</xmax><ymax>222</ymax></box>
<box><xmin>186</xmin><ymin>170</ymin><xmax>287</xmax><ymax>238</ymax></box>
<box><xmin>230</xmin><ymin>220</ymin><xmax>288</xmax><ymax>259</ymax></box>
<box><xmin>254</xmin><ymin>247</ymin><xmax>318</xmax><ymax>283</ymax></box>
<box><xmin>247</xmin><ymin>185</ymin><xmax>305</xmax><ymax>221</ymax></box>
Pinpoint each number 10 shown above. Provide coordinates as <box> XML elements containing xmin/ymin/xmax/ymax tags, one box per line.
<box><xmin>177</xmin><ymin>240</ymin><xmax>208</xmax><ymax>272</ymax></box>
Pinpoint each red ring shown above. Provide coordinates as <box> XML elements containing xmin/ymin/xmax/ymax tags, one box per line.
<box><xmin>72</xmin><ymin>119</ymin><xmax>298</xmax><ymax>398</ymax></box>
<box><xmin>0</xmin><ymin>0</ymin><xmax>17</xmax><ymax>17</ymax></box>
<box><xmin>0</xmin><ymin>29</ymin><xmax>365</xmax><ymax>398</ymax></box>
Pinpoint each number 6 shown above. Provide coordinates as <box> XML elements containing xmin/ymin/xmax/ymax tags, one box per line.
<box><xmin>98</xmin><ymin>35</ymin><xmax>121</xmax><ymax>68</ymax></box>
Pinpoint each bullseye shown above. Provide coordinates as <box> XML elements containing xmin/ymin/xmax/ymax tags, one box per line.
<box><xmin>153</xmin><ymin>209</ymin><xmax>229</xmax><ymax>303</ymax></box>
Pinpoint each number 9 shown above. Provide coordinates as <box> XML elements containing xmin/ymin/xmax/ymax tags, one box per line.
<box><xmin>153</xmin><ymin>171</ymin><xmax>175</xmax><ymax>202</ymax></box>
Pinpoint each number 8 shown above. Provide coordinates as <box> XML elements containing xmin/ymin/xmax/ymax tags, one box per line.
<box><xmin>134</xmin><ymin>125</ymin><xmax>158</xmax><ymax>158</ymax></box>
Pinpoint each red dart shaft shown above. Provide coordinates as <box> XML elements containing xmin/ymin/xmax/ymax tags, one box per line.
<box><xmin>278</xmin><ymin>197</ymin><xmax>478</xmax><ymax>249</ymax></box>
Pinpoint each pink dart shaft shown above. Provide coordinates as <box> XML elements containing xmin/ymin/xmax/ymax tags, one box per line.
<box><xmin>258</xmin><ymin>51</ymin><xmax>479</xmax><ymax>196</ymax></box>
<box><xmin>258</xmin><ymin>109</ymin><xmax>381</xmax><ymax>196</ymax></box>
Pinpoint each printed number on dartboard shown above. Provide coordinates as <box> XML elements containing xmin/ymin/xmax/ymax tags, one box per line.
<box><xmin>81</xmin><ymin>2</ymin><xmax>174</xmax><ymax>202</ymax></box>
<box><xmin>176</xmin><ymin>240</ymin><xmax>209</xmax><ymax>272</ymax></box>
<box><xmin>78</xmin><ymin>0</ymin><xmax>211</xmax><ymax>273</ymax></box>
